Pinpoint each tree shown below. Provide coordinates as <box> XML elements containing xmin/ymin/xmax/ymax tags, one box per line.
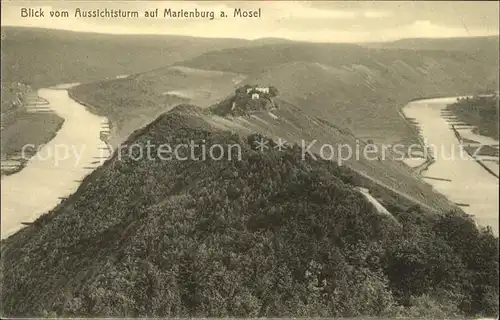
<box><xmin>269</xmin><ymin>86</ymin><xmax>279</xmax><ymax>97</ymax></box>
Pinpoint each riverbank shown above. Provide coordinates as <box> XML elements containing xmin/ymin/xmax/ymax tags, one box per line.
<box><xmin>397</xmin><ymin>95</ymin><xmax>480</xmax><ymax>175</ymax></box>
<box><xmin>451</xmin><ymin>124</ymin><xmax>499</xmax><ymax>179</ymax></box>
<box><xmin>67</xmin><ymin>89</ymin><xmax>117</xmax><ymax>146</ymax></box>
<box><xmin>447</xmin><ymin>95</ymin><xmax>499</xmax><ymax>140</ymax></box>
<box><xmin>396</xmin><ymin>108</ymin><xmax>436</xmax><ymax>177</ymax></box>
<box><xmin>1</xmin><ymin>88</ymin><xmax>111</xmax><ymax>239</ymax></box>
<box><xmin>1</xmin><ymin>93</ymin><xmax>65</xmax><ymax>176</ymax></box>
<box><xmin>403</xmin><ymin>97</ymin><xmax>499</xmax><ymax>235</ymax></box>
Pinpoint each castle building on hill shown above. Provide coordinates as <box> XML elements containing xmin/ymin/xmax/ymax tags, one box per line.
<box><xmin>246</xmin><ymin>86</ymin><xmax>270</xmax><ymax>94</ymax></box>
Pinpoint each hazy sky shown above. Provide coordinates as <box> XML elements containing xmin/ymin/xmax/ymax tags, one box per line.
<box><xmin>2</xmin><ymin>1</ymin><xmax>499</xmax><ymax>42</ymax></box>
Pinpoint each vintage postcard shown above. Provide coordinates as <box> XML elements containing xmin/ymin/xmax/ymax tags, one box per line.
<box><xmin>1</xmin><ymin>1</ymin><xmax>499</xmax><ymax>318</ymax></box>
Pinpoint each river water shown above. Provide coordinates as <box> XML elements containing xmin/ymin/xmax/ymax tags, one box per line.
<box><xmin>404</xmin><ymin>97</ymin><xmax>499</xmax><ymax>235</ymax></box>
<box><xmin>1</xmin><ymin>87</ymin><xmax>110</xmax><ymax>239</ymax></box>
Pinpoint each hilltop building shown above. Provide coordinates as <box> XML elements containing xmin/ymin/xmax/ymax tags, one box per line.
<box><xmin>246</xmin><ymin>86</ymin><xmax>270</xmax><ymax>95</ymax></box>
<box><xmin>214</xmin><ymin>85</ymin><xmax>279</xmax><ymax>116</ymax></box>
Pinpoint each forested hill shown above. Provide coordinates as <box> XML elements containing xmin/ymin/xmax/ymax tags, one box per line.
<box><xmin>1</xmin><ymin>105</ymin><xmax>498</xmax><ymax>318</ymax></box>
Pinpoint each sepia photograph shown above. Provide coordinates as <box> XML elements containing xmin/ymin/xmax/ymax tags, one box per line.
<box><xmin>1</xmin><ymin>0</ymin><xmax>499</xmax><ymax>318</ymax></box>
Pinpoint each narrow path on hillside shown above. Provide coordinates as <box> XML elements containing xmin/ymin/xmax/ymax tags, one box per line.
<box><xmin>354</xmin><ymin>169</ymin><xmax>438</xmax><ymax>212</ymax></box>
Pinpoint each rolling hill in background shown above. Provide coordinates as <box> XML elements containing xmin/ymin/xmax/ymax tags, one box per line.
<box><xmin>4</xmin><ymin>28</ymin><xmax>497</xmax><ymax>146</ymax></box>
<box><xmin>0</xmin><ymin>26</ymin><xmax>252</xmax><ymax>88</ymax></box>
<box><xmin>177</xmin><ymin>40</ymin><xmax>498</xmax><ymax>144</ymax></box>
<box><xmin>73</xmin><ymin>39</ymin><xmax>499</xmax><ymax>147</ymax></box>
<box><xmin>372</xmin><ymin>36</ymin><xmax>499</xmax><ymax>54</ymax></box>
<box><xmin>372</xmin><ymin>36</ymin><xmax>499</xmax><ymax>92</ymax></box>
<box><xmin>1</xmin><ymin>105</ymin><xmax>497</xmax><ymax>318</ymax></box>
